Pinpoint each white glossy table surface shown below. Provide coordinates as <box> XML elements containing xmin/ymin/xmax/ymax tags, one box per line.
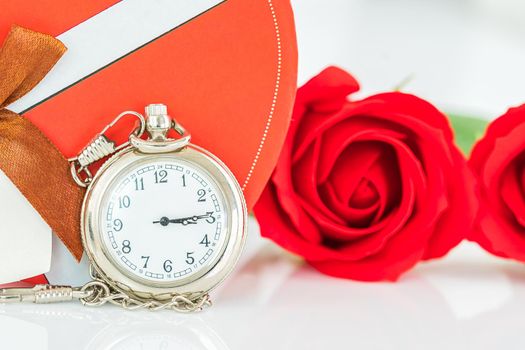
<box><xmin>2</xmin><ymin>217</ymin><xmax>525</xmax><ymax>349</ymax></box>
<box><xmin>3</xmin><ymin>1</ymin><xmax>525</xmax><ymax>349</ymax></box>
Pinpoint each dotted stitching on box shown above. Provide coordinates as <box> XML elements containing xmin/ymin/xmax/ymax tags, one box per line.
<box><xmin>241</xmin><ymin>0</ymin><xmax>282</xmax><ymax>191</ymax></box>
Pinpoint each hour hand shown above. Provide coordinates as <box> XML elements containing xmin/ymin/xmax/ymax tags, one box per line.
<box><xmin>152</xmin><ymin>217</ymin><xmax>171</xmax><ymax>226</ymax></box>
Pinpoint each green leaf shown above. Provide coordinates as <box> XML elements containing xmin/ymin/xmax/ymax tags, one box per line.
<box><xmin>448</xmin><ymin>114</ymin><xmax>489</xmax><ymax>156</ymax></box>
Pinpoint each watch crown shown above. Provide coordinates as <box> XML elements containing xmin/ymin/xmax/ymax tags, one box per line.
<box><xmin>145</xmin><ymin>103</ymin><xmax>171</xmax><ymax>140</ymax></box>
<box><xmin>145</xmin><ymin>103</ymin><xmax>168</xmax><ymax>117</ymax></box>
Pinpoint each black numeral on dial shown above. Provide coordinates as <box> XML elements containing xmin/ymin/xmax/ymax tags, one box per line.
<box><xmin>200</xmin><ymin>235</ymin><xmax>210</xmax><ymax>247</ymax></box>
<box><xmin>122</xmin><ymin>240</ymin><xmax>131</xmax><ymax>254</ymax></box>
<box><xmin>118</xmin><ymin>195</ymin><xmax>131</xmax><ymax>208</ymax></box>
<box><xmin>135</xmin><ymin>177</ymin><xmax>144</xmax><ymax>191</ymax></box>
<box><xmin>197</xmin><ymin>189</ymin><xmax>206</xmax><ymax>202</ymax></box>
<box><xmin>185</xmin><ymin>252</ymin><xmax>195</xmax><ymax>265</ymax></box>
<box><xmin>163</xmin><ymin>259</ymin><xmax>173</xmax><ymax>272</ymax></box>
<box><xmin>154</xmin><ymin>170</ymin><xmax>168</xmax><ymax>184</ymax></box>
<box><xmin>113</xmin><ymin>219</ymin><xmax>123</xmax><ymax>232</ymax></box>
<box><xmin>141</xmin><ymin>256</ymin><xmax>150</xmax><ymax>268</ymax></box>
<box><xmin>206</xmin><ymin>213</ymin><xmax>216</xmax><ymax>224</ymax></box>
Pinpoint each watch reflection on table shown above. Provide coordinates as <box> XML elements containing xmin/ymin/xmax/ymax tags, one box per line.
<box><xmin>85</xmin><ymin>318</ymin><xmax>229</xmax><ymax>350</ymax></box>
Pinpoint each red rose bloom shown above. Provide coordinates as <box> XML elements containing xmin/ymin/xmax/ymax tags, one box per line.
<box><xmin>254</xmin><ymin>67</ymin><xmax>478</xmax><ymax>281</ymax></box>
<box><xmin>469</xmin><ymin>104</ymin><xmax>525</xmax><ymax>260</ymax></box>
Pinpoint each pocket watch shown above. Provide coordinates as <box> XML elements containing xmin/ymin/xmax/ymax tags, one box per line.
<box><xmin>0</xmin><ymin>104</ymin><xmax>247</xmax><ymax>312</ymax></box>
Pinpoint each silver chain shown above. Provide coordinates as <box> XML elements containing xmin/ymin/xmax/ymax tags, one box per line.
<box><xmin>0</xmin><ymin>272</ymin><xmax>211</xmax><ymax>313</ymax></box>
<box><xmin>78</xmin><ymin>280</ymin><xmax>211</xmax><ymax>312</ymax></box>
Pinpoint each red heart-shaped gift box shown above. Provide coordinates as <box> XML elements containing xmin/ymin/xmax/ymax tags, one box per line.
<box><xmin>0</xmin><ymin>0</ymin><xmax>297</xmax><ymax>283</ymax></box>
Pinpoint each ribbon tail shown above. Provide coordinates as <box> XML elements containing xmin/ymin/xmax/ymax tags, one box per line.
<box><xmin>0</xmin><ymin>25</ymin><xmax>84</xmax><ymax>260</ymax></box>
<box><xmin>0</xmin><ymin>110</ymin><xmax>84</xmax><ymax>260</ymax></box>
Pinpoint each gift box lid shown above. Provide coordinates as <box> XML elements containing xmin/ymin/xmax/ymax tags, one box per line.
<box><xmin>1</xmin><ymin>0</ymin><xmax>297</xmax><ymax>210</ymax></box>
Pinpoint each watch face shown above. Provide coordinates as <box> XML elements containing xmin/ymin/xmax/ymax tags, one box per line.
<box><xmin>99</xmin><ymin>156</ymin><xmax>229</xmax><ymax>285</ymax></box>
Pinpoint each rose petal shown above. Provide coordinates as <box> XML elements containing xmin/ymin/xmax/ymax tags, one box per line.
<box><xmin>298</xmin><ymin>66</ymin><xmax>360</xmax><ymax>113</ymax></box>
<box><xmin>320</xmin><ymin>180</ymin><xmax>380</xmax><ymax>225</ymax></box>
<box><xmin>349</xmin><ymin>178</ymin><xmax>379</xmax><ymax>208</ymax></box>
<box><xmin>469</xmin><ymin>104</ymin><xmax>525</xmax><ymax>260</ymax></box>
<box><xmin>292</xmin><ymin>138</ymin><xmax>345</xmax><ymax>224</ymax></box>
<box><xmin>475</xmin><ymin>124</ymin><xmax>525</xmax><ymax>256</ymax></box>
<box><xmin>500</xmin><ymin>161</ymin><xmax>525</xmax><ymax>227</ymax></box>
<box><xmin>348</xmin><ymin>96</ymin><xmax>462</xmax><ymax>257</ymax></box>
<box><xmin>320</xmin><ymin>141</ymin><xmax>400</xmax><ymax>226</ymax></box>
<box><xmin>422</xmin><ymin>149</ymin><xmax>478</xmax><ymax>259</ymax></box>
<box><xmin>470</xmin><ymin>104</ymin><xmax>525</xmax><ymax>173</ymax></box>
<box><xmin>308</xmin><ymin>245</ymin><xmax>424</xmax><ymax>281</ymax></box>
<box><xmin>481</xmin><ymin>123</ymin><xmax>525</xmax><ymax>190</ymax></box>
<box><xmin>332</xmin><ymin>136</ymin><xmax>424</xmax><ymax>258</ymax></box>
<box><xmin>316</xmin><ymin>119</ymin><xmax>406</xmax><ymax>183</ymax></box>
<box><xmin>360</xmin><ymin>144</ymin><xmax>401</xmax><ymax>223</ymax></box>
<box><xmin>255</xmin><ymin>184</ymin><xmax>363</xmax><ymax>261</ymax></box>
<box><xmin>292</xmin><ymin>108</ymin><xmax>406</xmax><ymax>168</ymax></box>
<box><xmin>477</xmin><ymin>212</ymin><xmax>525</xmax><ymax>260</ymax></box>
<box><xmin>273</xmin><ymin>177</ymin><xmax>323</xmax><ymax>244</ymax></box>
<box><xmin>308</xmin><ymin>190</ymin><xmax>433</xmax><ymax>281</ymax></box>
<box><xmin>301</xmin><ymin>133</ymin><xmax>426</xmax><ymax>261</ymax></box>
<box><xmin>318</xmin><ymin>141</ymin><xmax>384</xmax><ymax>223</ymax></box>
<box><xmin>363</xmin><ymin>92</ymin><xmax>453</xmax><ymax>139</ymax></box>
<box><xmin>255</xmin><ymin>185</ymin><xmax>327</xmax><ymax>259</ymax></box>
<box><xmin>520</xmin><ymin>165</ymin><xmax>525</xmax><ymax>198</ymax></box>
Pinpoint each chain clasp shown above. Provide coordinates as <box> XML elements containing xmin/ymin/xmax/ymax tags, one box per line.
<box><xmin>69</xmin><ymin>111</ymin><xmax>146</xmax><ymax>187</ymax></box>
<box><xmin>0</xmin><ymin>285</ymin><xmax>91</xmax><ymax>304</ymax></box>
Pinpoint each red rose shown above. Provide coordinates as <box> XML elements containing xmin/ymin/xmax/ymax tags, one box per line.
<box><xmin>254</xmin><ymin>67</ymin><xmax>478</xmax><ymax>281</ymax></box>
<box><xmin>469</xmin><ymin>104</ymin><xmax>525</xmax><ymax>260</ymax></box>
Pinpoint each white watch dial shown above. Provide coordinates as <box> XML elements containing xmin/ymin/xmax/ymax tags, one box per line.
<box><xmin>100</xmin><ymin>158</ymin><xmax>228</xmax><ymax>284</ymax></box>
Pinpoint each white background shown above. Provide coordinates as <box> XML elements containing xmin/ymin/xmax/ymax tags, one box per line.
<box><xmin>3</xmin><ymin>0</ymin><xmax>525</xmax><ymax>349</ymax></box>
<box><xmin>295</xmin><ymin>0</ymin><xmax>525</xmax><ymax>120</ymax></box>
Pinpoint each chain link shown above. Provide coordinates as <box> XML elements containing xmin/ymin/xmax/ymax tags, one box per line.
<box><xmin>78</xmin><ymin>279</ymin><xmax>211</xmax><ymax>313</ymax></box>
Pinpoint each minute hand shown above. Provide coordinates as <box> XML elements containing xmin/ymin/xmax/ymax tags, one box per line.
<box><xmin>170</xmin><ymin>212</ymin><xmax>215</xmax><ymax>225</ymax></box>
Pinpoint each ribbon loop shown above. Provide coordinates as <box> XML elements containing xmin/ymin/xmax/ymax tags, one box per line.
<box><xmin>0</xmin><ymin>25</ymin><xmax>66</xmax><ymax>109</ymax></box>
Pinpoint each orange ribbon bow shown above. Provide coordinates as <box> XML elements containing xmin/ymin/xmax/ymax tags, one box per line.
<box><xmin>0</xmin><ymin>25</ymin><xmax>84</xmax><ymax>260</ymax></box>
